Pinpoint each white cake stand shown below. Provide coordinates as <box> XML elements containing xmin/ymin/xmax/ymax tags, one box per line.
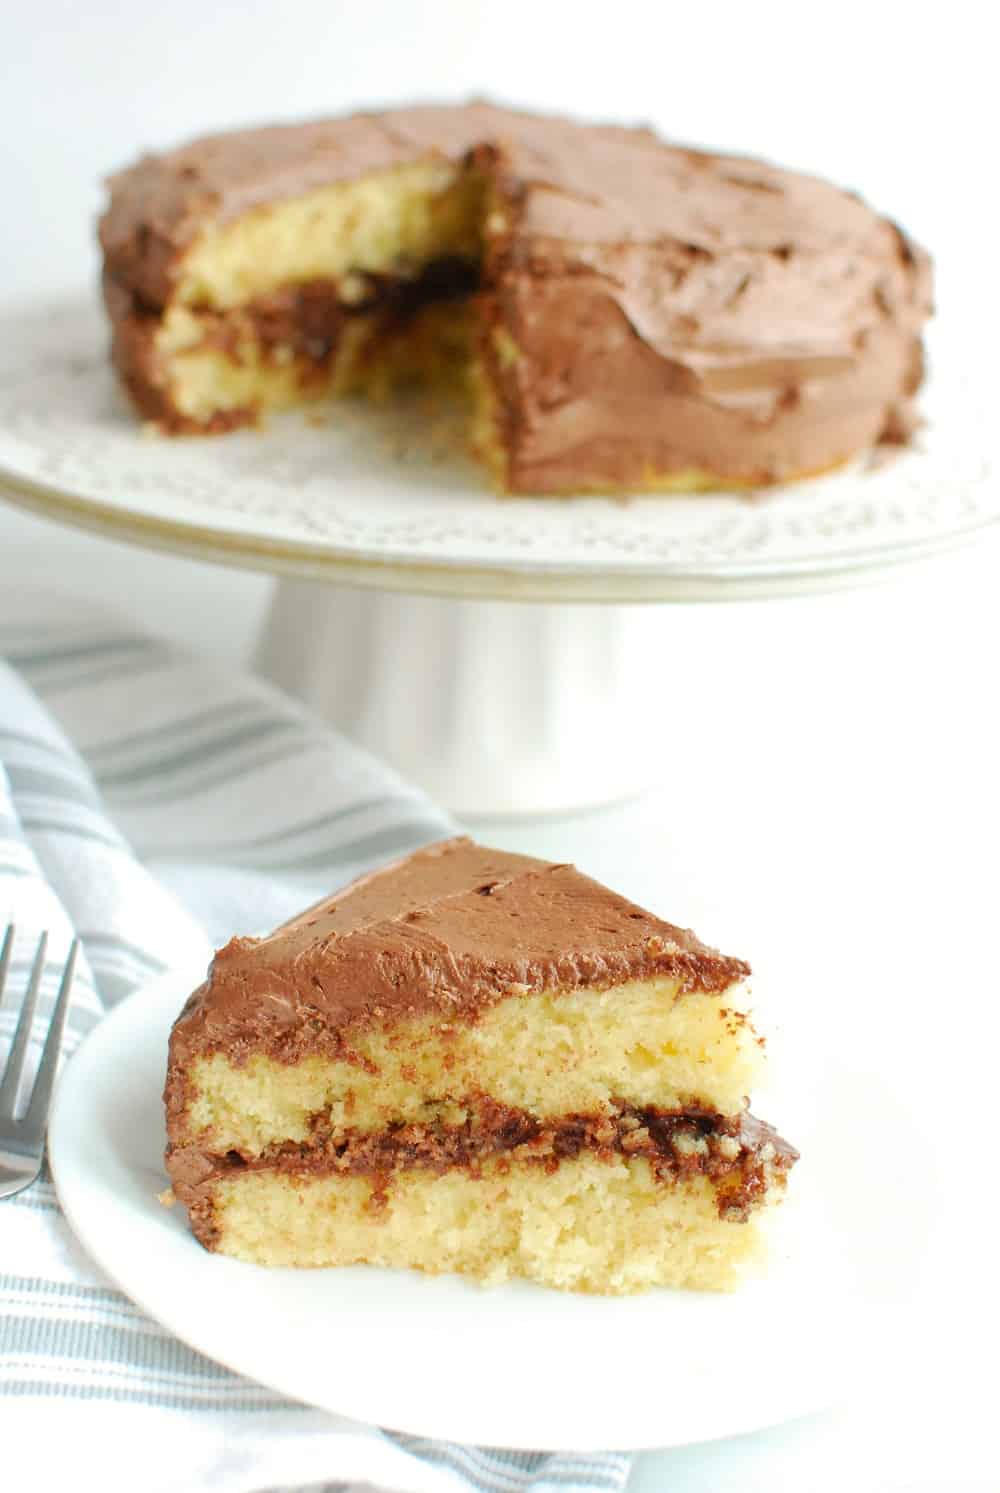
<box><xmin>1</xmin><ymin>296</ymin><xmax>995</xmax><ymax>814</ymax></box>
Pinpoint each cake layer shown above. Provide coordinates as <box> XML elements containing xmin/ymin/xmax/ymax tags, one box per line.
<box><xmin>190</xmin><ymin>1152</ymin><xmax>788</xmax><ymax>1292</ymax></box>
<box><xmin>175</xmin><ymin>976</ymin><xmax>763</xmax><ymax>1156</ymax></box>
<box><xmin>166</xmin><ymin>840</ymin><xmax>759</xmax><ymax>1158</ymax></box>
<box><xmin>175</xmin><ymin>160</ymin><xmax>483</xmax><ymax>311</ymax></box>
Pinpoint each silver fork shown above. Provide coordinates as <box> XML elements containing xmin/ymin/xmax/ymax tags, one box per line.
<box><xmin>0</xmin><ymin>925</ymin><xmax>79</xmax><ymax>1199</ymax></box>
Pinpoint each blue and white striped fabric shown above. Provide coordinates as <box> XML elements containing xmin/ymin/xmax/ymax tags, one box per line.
<box><xmin>0</xmin><ymin>592</ymin><xmax>631</xmax><ymax>1493</ymax></box>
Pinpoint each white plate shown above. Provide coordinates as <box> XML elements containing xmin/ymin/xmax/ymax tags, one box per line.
<box><xmin>1</xmin><ymin>296</ymin><xmax>995</xmax><ymax>602</ymax></box>
<box><xmin>49</xmin><ymin>968</ymin><xmax>935</xmax><ymax>1451</ymax></box>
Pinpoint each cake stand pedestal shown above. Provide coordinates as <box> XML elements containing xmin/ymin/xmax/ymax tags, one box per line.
<box><xmin>255</xmin><ymin>583</ymin><xmax>674</xmax><ymax>816</ymax></box>
<box><xmin>0</xmin><ymin>299</ymin><xmax>993</xmax><ymax>816</ymax></box>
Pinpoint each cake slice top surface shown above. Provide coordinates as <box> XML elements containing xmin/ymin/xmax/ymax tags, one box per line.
<box><xmin>173</xmin><ymin>837</ymin><xmax>750</xmax><ymax>1056</ymax></box>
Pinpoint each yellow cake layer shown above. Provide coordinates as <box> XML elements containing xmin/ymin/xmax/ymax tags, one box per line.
<box><xmin>176</xmin><ymin>160</ymin><xmax>485</xmax><ymax>311</ymax></box>
<box><xmin>157</xmin><ymin>309</ymin><xmax>371</xmax><ymax>422</ymax></box>
<box><xmin>208</xmin><ymin>1152</ymin><xmax>782</xmax><ymax>1292</ymax></box>
<box><xmin>182</xmin><ymin>977</ymin><xmax>762</xmax><ymax>1156</ymax></box>
<box><xmin>466</xmin><ymin>348</ymin><xmax>511</xmax><ymax>490</ymax></box>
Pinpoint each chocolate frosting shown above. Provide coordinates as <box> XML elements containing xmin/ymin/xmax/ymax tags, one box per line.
<box><xmin>167</xmin><ymin>837</ymin><xmax>749</xmax><ymax>1069</ymax></box>
<box><xmin>100</xmin><ymin>102</ymin><xmax>931</xmax><ymax>486</ymax></box>
<box><xmin>168</xmin><ymin>1099</ymin><xmax>797</xmax><ymax>1232</ymax></box>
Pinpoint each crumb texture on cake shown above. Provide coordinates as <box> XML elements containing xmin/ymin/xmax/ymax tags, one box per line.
<box><xmin>101</xmin><ymin>102</ymin><xmax>932</xmax><ymax>494</ymax></box>
<box><xmin>181</xmin><ymin>976</ymin><xmax>761</xmax><ymax>1155</ymax></box>
<box><xmin>203</xmin><ymin>1155</ymin><xmax>780</xmax><ymax>1293</ymax></box>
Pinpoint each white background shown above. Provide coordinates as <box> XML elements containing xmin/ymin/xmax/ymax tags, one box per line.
<box><xmin>2</xmin><ymin>3</ymin><xmax>999</xmax><ymax>1489</ymax></box>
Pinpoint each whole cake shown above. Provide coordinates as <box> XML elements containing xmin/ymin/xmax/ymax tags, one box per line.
<box><xmin>100</xmin><ymin>102</ymin><xmax>931</xmax><ymax>495</ymax></box>
<box><xmin>164</xmin><ymin>838</ymin><xmax>797</xmax><ymax>1293</ymax></box>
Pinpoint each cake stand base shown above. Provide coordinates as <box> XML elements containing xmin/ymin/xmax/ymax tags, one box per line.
<box><xmin>255</xmin><ymin>579</ymin><xmax>671</xmax><ymax>817</ymax></box>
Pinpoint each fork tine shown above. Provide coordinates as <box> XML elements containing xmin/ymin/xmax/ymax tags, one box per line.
<box><xmin>24</xmin><ymin>939</ymin><xmax>79</xmax><ymax>1137</ymax></box>
<box><xmin>0</xmin><ymin>930</ymin><xmax>48</xmax><ymax>1117</ymax></box>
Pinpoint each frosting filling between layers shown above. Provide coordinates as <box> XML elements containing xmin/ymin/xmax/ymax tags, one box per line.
<box><xmin>173</xmin><ymin>256</ymin><xmax>478</xmax><ymax>370</ymax></box>
<box><xmin>170</xmin><ymin>1100</ymin><xmax>798</xmax><ymax>1223</ymax></box>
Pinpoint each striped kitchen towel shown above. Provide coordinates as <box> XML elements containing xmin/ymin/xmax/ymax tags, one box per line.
<box><xmin>0</xmin><ymin>590</ymin><xmax>631</xmax><ymax>1493</ymax></box>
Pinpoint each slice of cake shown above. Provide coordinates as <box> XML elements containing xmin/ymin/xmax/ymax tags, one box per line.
<box><xmin>165</xmin><ymin>839</ymin><xmax>796</xmax><ymax>1293</ymax></box>
<box><xmin>101</xmin><ymin>101</ymin><xmax>932</xmax><ymax>494</ymax></box>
